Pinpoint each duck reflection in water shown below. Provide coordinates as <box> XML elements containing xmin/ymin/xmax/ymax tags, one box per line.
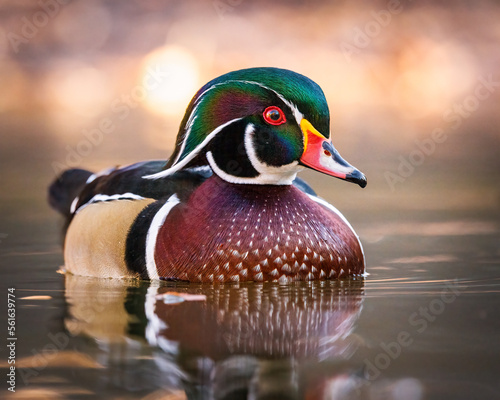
<box><xmin>64</xmin><ymin>275</ymin><xmax>365</xmax><ymax>399</ymax></box>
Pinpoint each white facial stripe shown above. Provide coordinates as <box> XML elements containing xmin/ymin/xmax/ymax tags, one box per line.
<box><xmin>172</xmin><ymin>114</ymin><xmax>197</xmax><ymax>167</ymax></box>
<box><xmin>145</xmin><ymin>194</ymin><xmax>180</xmax><ymax>280</ymax></box>
<box><xmin>243</xmin><ymin>124</ymin><xmax>302</xmax><ymax>184</ymax></box>
<box><xmin>170</xmin><ymin>81</ymin><xmax>236</xmax><ymax>168</ymax></box>
<box><xmin>306</xmin><ymin>194</ymin><xmax>365</xmax><ymax>266</ymax></box>
<box><xmin>171</xmin><ymin>79</ymin><xmax>305</xmax><ymax>169</ymax></box>
<box><xmin>206</xmin><ymin>150</ymin><xmax>299</xmax><ymax>185</ymax></box>
<box><xmin>142</xmin><ymin>117</ymin><xmax>243</xmax><ymax>180</ymax></box>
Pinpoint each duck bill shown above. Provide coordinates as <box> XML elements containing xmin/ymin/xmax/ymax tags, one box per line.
<box><xmin>299</xmin><ymin>119</ymin><xmax>367</xmax><ymax>188</ymax></box>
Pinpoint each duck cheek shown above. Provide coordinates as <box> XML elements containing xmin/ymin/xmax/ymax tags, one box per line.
<box><xmin>252</xmin><ymin>130</ymin><xmax>272</xmax><ymax>153</ymax></box>
<box><xmin>251</xmin><ymin>128</ymin><xmax>299</xmax><ymax>167</ymax></box>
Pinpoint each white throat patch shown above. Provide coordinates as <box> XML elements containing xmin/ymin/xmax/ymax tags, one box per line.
<box><xmin>206</xmin><ymin>123</ymin><xmax>303</xmax><ymax>185</ymax></box>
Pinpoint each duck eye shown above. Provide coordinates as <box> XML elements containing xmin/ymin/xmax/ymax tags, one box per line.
<box><xmin>263</xmin><ymin>106</ymin><xmax>286</xmax><ymax>126</ymax></box>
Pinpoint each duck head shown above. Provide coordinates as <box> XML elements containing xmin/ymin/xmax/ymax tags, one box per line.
<box><xmin>144</xmin><ymin>67</ymin><xmax>366</xmax><ymax>188</ymax></box>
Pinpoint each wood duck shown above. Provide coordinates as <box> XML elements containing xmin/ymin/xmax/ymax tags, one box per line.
<box><xmin>49</xmin><ymin>67</ymin><xmax>367</xmax><ymax>282</ymax></box>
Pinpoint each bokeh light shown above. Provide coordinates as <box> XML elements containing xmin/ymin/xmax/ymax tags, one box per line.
<box><xmin>0</xmin><ymin>0</ymin><xmax>498</xmax><ymax>210</ymax></box>
<box><xmin>53</xmin><ymin>0</ymin><xmax>111</xmax><ymax>53</ymax></box>
<box><xmin>391</xmin><ymin>39</ymin><xmax>478</xmax><ymax>119</ymax></box>
<box><xmin>40</xmin><ymin>60</ymin><xmax>114</xmax><ymax>135</ymax></box>
<box><xmin>140</xmin><ymin>45</ymin><xmax>200</xmax><ymax>118</ymax></box>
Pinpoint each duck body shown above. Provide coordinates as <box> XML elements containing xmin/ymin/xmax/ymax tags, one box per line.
<box><xmin>132</xmin><ymin>174</ymin><xmax>363</xmax><ymax>282</ymax></box>
<box><xmin>50</xmin><ymin>67</ymin><xmax>367</xmax><ymax>282</ymax></box>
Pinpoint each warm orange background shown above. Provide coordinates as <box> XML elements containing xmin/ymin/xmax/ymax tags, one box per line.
<box><xmin>1</xmin><ymin>0</ymin><xmax>499</xmax><ymax>216</ymax></box>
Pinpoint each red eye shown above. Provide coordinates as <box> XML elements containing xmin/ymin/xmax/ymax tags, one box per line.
<box><xmin>263</xmin><ymin>106</ymin><xmax>286</xmax><ymax>125</ymax></box>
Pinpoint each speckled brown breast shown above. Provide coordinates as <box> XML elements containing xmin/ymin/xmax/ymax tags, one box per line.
<box><xmin>154</xmin><ymin>176</ymin><xmax>364</xmax><ymax>282</ymax></box>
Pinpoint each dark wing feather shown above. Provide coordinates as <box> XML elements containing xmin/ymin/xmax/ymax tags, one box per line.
<box><xmin>48</xmin><ymin>168</ymin><xmax>93</xmax><ymax>218</ymax></box>
<box><xmin>49</xmin><ymin>159</ymin><xmax>317</xmax><ymax>221</ymax></box>
<box><xmin>73</xmin><ymin>161</ymin><xmax>212</xmax><ymax>211</ymax></box>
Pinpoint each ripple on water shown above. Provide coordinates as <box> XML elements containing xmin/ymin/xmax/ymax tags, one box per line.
<box><xmin>365</xmin><ymin>276</ymin><xmax>500</xmax><ymax>296</ymax></box>
<box><xmin>361</xmin><ymin>219</ymin><xmax>498</xmax><ymax>243</ymax></box>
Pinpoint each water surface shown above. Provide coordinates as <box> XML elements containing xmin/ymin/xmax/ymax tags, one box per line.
<box><xmin>2</xmin><ymin>192</ymin><xmax>499</xmax><ymax>400</ymax></box>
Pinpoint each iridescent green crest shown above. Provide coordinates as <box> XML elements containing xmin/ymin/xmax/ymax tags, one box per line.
<box><xmin>165</xmin><ymin>67</ymin><xmax>330</xmax><ymax>171</ymax></box>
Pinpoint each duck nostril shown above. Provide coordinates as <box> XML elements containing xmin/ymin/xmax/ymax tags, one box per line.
<box><xmin>323</xmin><ymin>149</ymin><xmax>332</xmax><ymax>157</ymax></box>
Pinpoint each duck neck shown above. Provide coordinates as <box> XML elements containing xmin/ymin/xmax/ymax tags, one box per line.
<box><xmin>193</xmin><ymin>174</ymin><xmax>297</xmax><ymax>207</ymax></box>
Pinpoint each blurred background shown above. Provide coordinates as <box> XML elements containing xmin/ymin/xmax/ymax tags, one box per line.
<box><xmin>1</xmin><ymin>2</ymin><xmax>499</xmax><ymax>399</ymax></box>
<box><xmin>1</xmin><ymin>0</ymin><xmax>499</xmax><ymax>215</ymax></box>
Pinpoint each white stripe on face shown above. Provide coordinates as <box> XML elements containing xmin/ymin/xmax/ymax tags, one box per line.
<box><xmin>243</xmin><ymin>124</ymin><xmax>302</xmax><ymax>184</ymax></box>
<box><xmin>205</xmin><ymin>123</ymin><xmax>303</xmax><ymax>186</ymax></box>
<box><xmin>142</xmin><ymin>118</ymin><xmax>243</xmax><ymax>180</ymax></box>
<box><xmin>163</xmin><ymin>79</ymin><xmax>304</xmax><ymax>174</ymax></box>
